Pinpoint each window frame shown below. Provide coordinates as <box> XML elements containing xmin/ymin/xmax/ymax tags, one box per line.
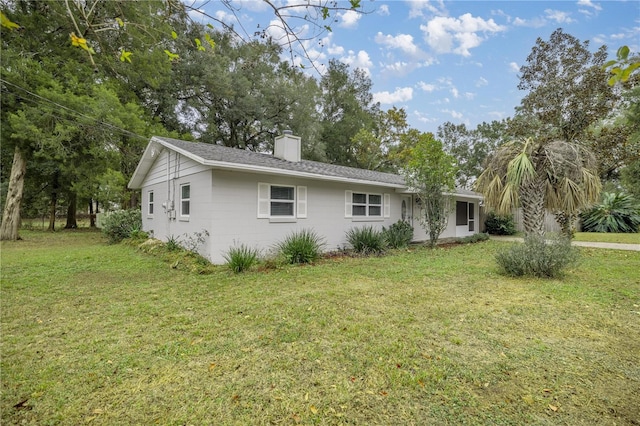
<box><xmin>345</xmin><ymin>191</ymin><xmax>390</xmax><ymax>219</ymax></box>
<box><xmin>179</xmin><ymin>183</ymin><xmax>190</xmax><ymax>219</ymax></box>
<box><xmin>148</xmin><ymin>190</ymin><xmax>154</xmax><ymax>217</ymax></box>
<box><xmin>257</xmin><ymin>183</ymin><xmax>307</xmax><ymax>220</ymax></box>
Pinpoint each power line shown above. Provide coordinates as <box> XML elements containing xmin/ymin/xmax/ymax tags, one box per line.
<box><xmin>1</xmin><ymin>78</ymin><xmax>150</xmax><ymax>141</ymax></box>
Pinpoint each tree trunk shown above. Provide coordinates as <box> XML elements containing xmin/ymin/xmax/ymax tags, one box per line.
<box><xmin>48</xmin><ymin>190</ymin><xmax>57</xmax><ymax>231</ymax></box>
<box><xmin>89</xmin><ymin>198</ymin><xmax>96</xmax><ymax>227</ymax></box>
<box><xmin>520</xmin><ymin>178</ymin><xmax>546</xmax><ymax>237</ymax></box>
<box><xmin>65</xmin><ymin>192</ymin><xmax>77</xmax><ymax>229</ymax></box>
<box><xmin>0</xmin><ymin>147</ymin><xmax>27</xmax><ymax>241</ymax></box>
<box><xmin>48</xmin><ymin>171</ymin><xmax>60</xmax><ymax>231</ymax></box>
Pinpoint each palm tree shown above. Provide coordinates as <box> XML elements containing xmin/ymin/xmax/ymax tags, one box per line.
<box><xmin>475</xmin><ymin>138</ymin><xmax>601</xmax><ymax>237</ymax></box>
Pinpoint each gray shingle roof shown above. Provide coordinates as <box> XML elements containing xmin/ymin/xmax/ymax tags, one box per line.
<box><xmin>154</xmin><ymin>136</ymin><xmax>406</xmax><ymax>186</ymax></box>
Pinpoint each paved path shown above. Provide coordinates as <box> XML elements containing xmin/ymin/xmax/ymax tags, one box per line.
<box><xmin>489</xmin><ymin>236</ymin><xmax>640</xmax><ymax>251</ymax></box>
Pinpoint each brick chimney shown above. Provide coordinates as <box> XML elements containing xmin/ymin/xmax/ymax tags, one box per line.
<box><xmin>273</xmin><ymin>130</ymin><xmax>301</xmax><ymax>162</ymax></box>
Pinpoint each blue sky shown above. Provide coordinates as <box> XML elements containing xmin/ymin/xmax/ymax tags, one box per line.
<box><xmin>189</xmin><ymin>1</ymin><xmax>639</xmax><ymax>134</ymax></box>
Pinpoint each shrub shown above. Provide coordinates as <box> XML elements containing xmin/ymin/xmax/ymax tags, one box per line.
<box><xmin>495</xmin><ymin>235</ymin><xmax>579</xmax><ymax>278</ymax></box>
<box><xmin>383</xmin><ymin>220</ymin><xmax>414</xmax><ymax>249</ymax></box>
<box><xmin>458</xmin><ymin>232</ymin><xmax>490</xmax><ymax>244</ymax></box>
<box><xmin>101</xmin><ymin>209</ymin><xmax>142</xmax><ymax>243</ymax></box>
<box><xmin>166</xmin><ymin>235</ymin><xmax>182</xmax><ymax>252</ymax></box>
<box><xmin>276</xmin><ymin>229</ymin><xmax>325</xmax><ymax>264</ymax></box>
<box><xmin>484</xmin><ymin>211</ymin><xmax>517</xmax><ymax>235</ymax></box>
<box><xmin>223</xmin><ymin>244</ymin><xmax>260</xmax><ymax>273</ymax></box>
<box><xmin>580</xmin><ymin>192</ymin><xmax>640</xmax><ymax>233</ymax></box>
<box><xmin>346</xmin><ymin>226</ymin><xmax>387</xmax><ymax>254</ymax></box>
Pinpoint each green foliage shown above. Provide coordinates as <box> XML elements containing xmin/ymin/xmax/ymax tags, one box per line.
<box><xmin>275</xmin><ymin>229</ymin><xmax>325</xmax><ymax>264</ymax></box>
<box><xmin>401</xmin><ymin>130</ymin><xmax>457</xmax><ymax>247</ymax></box>
<box><xmin>346</xmin><ymin>226</ymin><xmax>387</xmax><ymax>254</ymax></box>
<box><xmin>603</xmin><ymin>45</ymin><xmax>640</xmax><ymax>85</ymax></box>
<box><xmin>621</xmin><ymin>160</ymin><xmax>640</xmax><ymax>200</ymax></box>
<box><xmin>165</xmin><ymin>235</ymin><xmax>182</xmax><ymax>252</ymax></box>
<box><xmin>458</xmin><ymin>232</ymin><xmax>490</xmax><ymax>244</ymax></box>
<box><xmin>580</xmin><ymin>192</ymin><xmax>640</xmax><ymax>233</ymax></box>
<box><xmin>223</xmin><ymin>244</ymin><xmax>260</xmax><ymax>273</ymax></box>
<box><xmin>495</xmin><ymin>235</ymin><xmax>580</xmax><ymax>278</ymax></box>
<box><xmin>383</xmin><ymin>220</ymin><xmax>414</xmax><ymax>249</ymax></box>
<box><xmin>101</xmin><ymin>209</ymin><xmax>142</xmax><ymax>243</ymax></box>
<box><xmin>484</xmin><ymin>212</ymin><xmax>517</xmax><ymax>235</ymax></box>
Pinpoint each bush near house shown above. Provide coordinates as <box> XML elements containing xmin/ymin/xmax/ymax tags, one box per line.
<box><xmin>275</xmin><ymin>229</ymin><xmax>325</xmax><ymax>264</ymax></box>
<box><xmin>383</xmin><ymin>220</ymin><xmax>414</xmax><ymax>249</ymax></box>
<box><xmin>101</xmin><ymin>209</ymin><xmax>142</xmax><ymax>243</ymax></box>
<box><xmin>346</xmin><ymin>226</ymin><xmax>387</xmax><ymax>254</ymax></box>
<box><xmin>223</xmin><ymin>244</ymin><xmax>260</xmax><ymax>273</ymax></box>
<box><xmin>484</xmin><ymin>211</ymin><xmax>517</xmax><ymax>235</ymax></box>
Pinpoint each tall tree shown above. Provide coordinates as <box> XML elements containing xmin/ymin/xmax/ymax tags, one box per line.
<box><xmin>400</xmin><ymin>130</ymin><xmax>457</xmax><ymax>248</ymax></box>
<box><xmin>505</xmin><ymin>28</ymin><xmax>615</xmax><ymax>235</ymax></box>
<box><xmin>515</xmin><ymin>28</ymin><xmax>617</xmax><ymax>143</ymax></box>
<box><xmin>320</xmin><ymin>60</ymin><xmax>376</xmax><ymax>166</ymax></box>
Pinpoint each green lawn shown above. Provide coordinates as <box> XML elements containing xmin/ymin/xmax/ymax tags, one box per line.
<box><xmin>2</xmin><ymin>230</ymin><xmax>639</xmax><ymax>425</ymax></box>
<box><xmin>573</xmin><ymin>232</ymin><xmax>640</xmax><ymax>245</ymax></box>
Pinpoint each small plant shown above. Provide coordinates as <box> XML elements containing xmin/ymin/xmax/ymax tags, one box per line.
<box><xmin>495</xmin><ymin>235</ymin><xmax>579</xmax><ymax>278</ymax></box>
<box><xmin>484</xmin><ymin>211</ymin><xmax>517</xmax><ymax>235</ymax></box>
<box><xmin>101</xmin><ymin>209</ymin><xmax>142</xmax><ymax>243</ymax></box>
<box><xmin>223</xmin><ymin>244</ymin><xmax>260</xmax><ymax>273</ymax></box>
<box><xmin>166</xmin><ymin>235</ymin><xmax>182</xmax><ymax>252</ymax></box>
<box><xmin>346</xmin><ymin>225</ymin><xmax>387</xmax><ymax>254</ymax></box>
<box><xmin>580</xmin><ymin>192</ymin><xmax>640</xmax><ymax>233</ymax></box>
<box><xmin>383</xmin><ymin>220</ymin><xmax>414</xmax><ymax>249</ymax></box>
<box><xmin>275</xmin><ymin>229</ymin><xmax>325</xmax><ymax>264</ymax></box>
<box><xmin>181</xmin><ymin>229</ymin><xmax>210</xmax><ymax>253</ymax></box>
<box><xmin>458</xmin><ymin>232</ymin><xmax>490</xmax><ymax>244</ymax></box>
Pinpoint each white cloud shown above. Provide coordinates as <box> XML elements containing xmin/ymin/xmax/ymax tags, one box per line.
<box><xmin>339</xmin><ymin>10</ymin><xmax>361</xmax><ymax>28</ymax></box>
<box><xmin>341</xmin><ymin>50</ymin><xmax>373</xmax><ymax>76</ymax></box>
<box><xmin>577</xmin><ymin>0</ymin><xmax>602</xmax><ymax>11</ymax></box>
<box><xmin>374</xmin><ymin>32</ymin><xmax>422</xmax><ymax>57</ymax></box>
<box><xmin>373</xmin><ymin>87</ymin><xmax>414</xmax><ymax>104</ymax></box>
<box><xmin>378</xmin><ymin>5</ymin><xmax>390</xmax><ymax>16</ymax></box>
<box><xmin>442</xmin><ymin>109</ymin><xmax>464</xmax><ymax>120</ymax></box>
<box><xmin>544</xmin><ymin>9</ymin><xmax>575</xmax><ymax>24</ymax></box>
<box><xmin>450</xmin><ymin>87</ymin><xmax>459</xmax><ymax>98</ymax></box>
<box><xmin>476</xmin><ymin>77</ymin><xmax>488</xmax><ymax>87</ymax></box>
<box><xmin>512</xmin><ymin>16</ymin><xmax>547</xmax><ymax>28</ymax></box>
<box><xmin>420</xmin><ymin>13</ymin><xmax>507</xmax><ymax>56</ymax></box>
<box><xmin>418</xmin><ymin>81</ymin><xmax>437</xmax><ymax>92</ymax></box>
<box><xmin>509</xmin><ymin>62</ymin><xmax>520</xmax><ymax>73</ymax></box>
<box><xmin>414</xmin><ymin>111</ymin><xmax>437</xmax><ymax>124</ymax></box>
<box><xmin>408</xmin><ymin>0</ymin><xmax>446</xmax><ymax>19</ymax></box>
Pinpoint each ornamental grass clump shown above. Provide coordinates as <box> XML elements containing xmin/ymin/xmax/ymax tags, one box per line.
<box><xmin>276</xmin><ymin>229</ymin><xmax>325</xmax><ymax>264</ymax></box>
<box><xmin>223</xmin><ymin>244</ymin><xmax>260</xmax><ymax>273</ymax></box>
<box><xmin>346</xmin><ymin>225</ymin><xmax>387</xmax><ymax>254</ymax></box>
<box><xmin>495</xmin><ymin>235</ymin><xmax>579</xmax><ymax>278</ymax></box>
<box><xmin>383</xmin><ymin>220</ymin><xmax>414</xmax><ymax>249</ymax></box>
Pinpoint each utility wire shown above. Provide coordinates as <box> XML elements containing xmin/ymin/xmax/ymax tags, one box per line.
<box><xmin>1</xmin><ymin>78</ymin><xmax>150</xmax><ymax>141</ymax></box>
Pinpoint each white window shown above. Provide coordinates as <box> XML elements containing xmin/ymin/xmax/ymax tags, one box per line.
<box><xmin>257</xmin><ymin>183</ymin><xmax>307</xmax><ymax>219</ymax></box>
<box><xmin>180</xmin><ymin>184</ymin><xmax>190</xmax><ymax>217</ymax></box>
<box><xmin>345</xmin><ymin>191</ymin><xmax>390</xmax><ymax>219</ymax></box>
<box><xmin>148</xmin><ymin>191</ymin><xmax>154</xmax><ymax>216</ymax></box>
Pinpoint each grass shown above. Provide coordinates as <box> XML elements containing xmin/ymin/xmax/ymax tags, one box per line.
<box><xmin>2</xmin><ymin>229</ymin><xmax>639</xmax><ymax>425</ymax></box>
<box><xmin>573</xmin><ymin>232</ymin><xmax>640</xmax><ymax>245</ymax></box>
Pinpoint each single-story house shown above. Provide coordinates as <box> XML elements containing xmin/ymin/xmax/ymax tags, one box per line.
<box><xmin>128</xmin><ymin>133</ymin><xmax>483</xmax><ymax>264</ymax></box>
